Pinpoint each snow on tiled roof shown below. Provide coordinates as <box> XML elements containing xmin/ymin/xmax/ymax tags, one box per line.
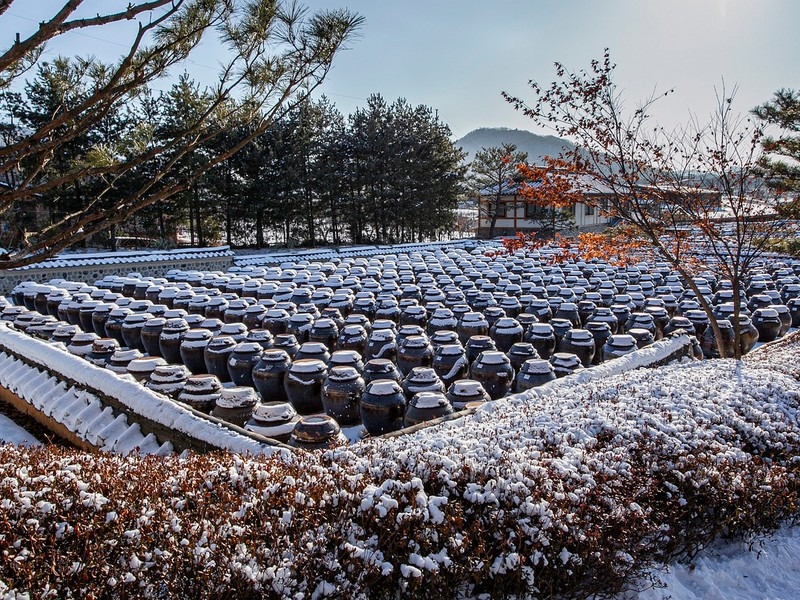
<box><xmin>8</xmin><ymin>246</ymin><xmax>234</xmax><ymax>271</ymax></box>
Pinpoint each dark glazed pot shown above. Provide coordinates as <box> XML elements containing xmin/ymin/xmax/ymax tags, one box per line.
<box><xmin>273</xmin><ymin>333</ymin><xmax>300</xmax><ymax>359</ymax></box>
<box><xmin>432</xmin><ymin>344</ymin><xmax>470</xmax><ymax>388</ymax></box>
<box><xmin>245</xmin><ymin>401</ymin><xmax>301</xmax><ymax>443</ymax></box>
<box><xmin>585</xmin><ymin>321</ymin><xmax>612</xmax><ymax>365</ymax></box>
<box><xmin>360</xmin><ymin>379</ymin><xmax>406</xmax><ymax>436</ymax></box>
<box><xmin>178</xmin><ymin>374</ymin><xmax>223</xmax><ymax>413</ymax></box>
<box><xmin>86</xmin><ymin>338</ymin><xmax>121</xmax><ymax>367</ymax></box>
<box><xmin>328</xmin><ymin>350</ymin><xmax>365</xmax><ymax>373</ymax></box>
<box><xmin>309</xmin><ymin>318</ymin><xmax>339</xmax><ymax>351</ymax></box>
<box><xmin>252</xmin><ymin>349</ymin><xmax>292</xmax><ymax>403</ymax></box>
<box><xmin>337</xmin><ymin>324</ymin><xmax>369</xmax><ymax>355</ymax></box>
<box><xmin>735</xmin><ymin>315</ymin><xmax>759</xmax><ymax>355</ymax></box>
<box><xmin>396</xmin><ymin>335</ymin><xmax>434</xmax><ymax>376</ymax></box>
<box><xmin>506</xmin><ymin>342</ymin><xmax>540</xmax><ymax>372</ymax></box>
<box><xmin>66</xmin><ymin>332</ymin><xmax>99</xmax><ymax>357</ymax></box>
<box><xmin>227</xmin><ymin>341</ymin><xmax>264</xmax><ymax>387</ymax></box>
<box><xmin>288</xmin><ymin>415</ymin><xmax>347</xmax><ymax>450</ymax></box>
<box><xmin>106</xmin><ymin>349</ymin><xmax>144</xmax><ymax>374</ymax></box>
<box><xmin>203</xmin><ymin>335</ymin><xmax>237</xmax><ymax>382</ymax></box>
<box><xmin>362</xmin><ymin>358</ymin><xmax>403</xmax><ymax>385</ymax></box>
<box><xmin>322</xmin><ymin>366</ymin><xmax>365</xmax><ymax>426</ymax></box>
<box><xmin>363</xmin><ymin>329</ymin><xmax>397</xmax><ymax>363</ymax></box>
<box><xmin>524</xmin><ymin>323</ymin><xmax>556</xmax><ymax>360</ymax></box>
<box><xmin>700</xmin><ymin>318</ymin><xmax>736</xmax><ymax>359</ymax></box>
<box><xmin>750</xmin><ymin>308</ymin><xmax>782</xmax><ymax>344</ymax></box>
<box><xmin>470</xmin><ymin>351</ymin><xmax>514</xmax><ymax>400</ymax></box>
<box><xmin>140</xmin><ymin>317</ymin><xmax>166</xmax><ymax>357</ymax></box>
<box><xmin>490</xmin><ymin>317</ymin><xmax>524</xmax><ymax>352</ymax></box>
<box><xmin>179</xmin><ymin>328</ymin><xmax>214</xmax><ymax>374</ymax></box>
<box><xmin>464</xmin><ymin>335</ymin><xmax>496</xmax><ymax>364</ymax></box>
<box><xmin>211</xmin><ymin>386</ymin><xmax>259</xmax><ymax>427</ymax></box>
<box><xmin>456</xmin><ymin>312</ymin><xmax>489</xmax><ymax>345</ymax></box>
<box><xmin>121</xmin><ymin>313</ymin><xmax>151</xmax><ymax>352</ymax></box>
<box><xmin>401</xmin><ymin>367</ymin><xmax>446</xmax><ymax>402</ymax></box>
<box><xmin>558</xmin><ymin>329</ymin><xmax>596</xmax><ymax>367</ymax></box>
<box><xmin>145</xmin><ymin>364</ymin><xmax>192</xmax><ymax>399</ymax></box>
<box><xmin>284</xmin><ymin>358</ymin><xmax>327</xmax><ymax>415</ymax></box>
<box><xmin>549</xmin><ymin>352</ymin><xmax>584</xmax><ymax>378</ymax></box>
<box><xmin>126</xmin><ymin>356</ymin><xmax>167</xmax><ymax>383</ymax></box>
<box><xmin>602</xmin><ymin>334</ymin><xmax>638</xmax><ymax>361</ymax></box>
<box><xmin>404</xmin><ymin>392</ymin><xmax>453</xmax><ymax>428</ymax></box>
<box><xmin>445</xmin><ymin>379</ymin><xmax>491</xmax><ymax>411</ymax></box>
<box><xmin>514</xmin><ymin>358</ymin><xmax>557</xmax><ymax>392</ymax></box>
<box><xmin>104</xmin><ymin>308</ymin><xmax>133</xmax><ymax>346</ymax></box>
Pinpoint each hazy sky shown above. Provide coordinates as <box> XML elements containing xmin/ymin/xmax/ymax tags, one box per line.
<box><xmin>3</xmin><ymin>1</ymin><xmax>798</xmax><ymax>139</ymax></box>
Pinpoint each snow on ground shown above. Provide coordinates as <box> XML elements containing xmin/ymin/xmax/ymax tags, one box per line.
<box><xmin>0</xmin><ymin>413</ymin><xmax>40</xmax><ymax>447</ymax></box>
<box><xmin>635</xmin><ymin>525</ymin><xmax>800</xmax><ymax>600</ymax></box>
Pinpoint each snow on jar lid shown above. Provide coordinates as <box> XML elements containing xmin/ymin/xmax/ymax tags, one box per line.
<box><xmin>406</xmin><ymin>367</ymin><xmax>439</xmax><ymax>383</ymax></box>
<box><xmin>403</xmin><ymin>335</ymin><xmax>429</xmax><ymax>348</ymax></box>
<box><xmin>216</xmin><ymin>386</ymin><xmax>259</xmax><ymax>409</ymax></box>
<box><xmin>366</xmin><ymin>379</ymin><xmax>403</xmax><ymax>396</ymax></box>
<box><xmin>327</xmin><ymin>365</ymin><xmax>360</xmax><ymax>382</ymax></box>
<box><xmin>449</xmin><ymin>380</ymin><xmax>488</xmax><ymax>396</ymax></box>
<box><xmin>127</xmin><ymin>357</ymin><xmax>167</xmax><ymax>373</ymax></box>
<box><xmin>149</xmin><ymin>364</ymin><xmax>191</xmax><ymax>383</ymax></box>
<box><xmin>607</xmin><ymin>334</ymin><xmax>636</xmax><ymax>348</ymax></box>
<box><xmin>476</xmin><ymin>351</ymin><xmax>509</xmax><ymax>365</ymax></box>
<box><xmin>521</xmin><ymin>358</ymin><xmax>554</xmax><ymax>374</ymax></box>
<box><xmin>410</xmin><ymin>391</ymin><xmax>449</xmax><ymax>409</ymax></box>
<box><xmin>438</xmin><ymin>344</ymin><xmax>465</xmax><ymax>356</ymax></box>
<box><xmin>289</xmin><ymin>358</ymin><xmax>327</xmax><ymax>373</ymax></box>
<box><xmin>220</xmin><ymin>323</ymin><xmax>247</xmax><ymax>336</ymax></box>
<box><xmin>232</xmin><ymin>341</ymin><xmax>263</xmax><ymax>354</ymax></box>
<box><xmin>529</xmin><ymin>323</ymin><xmax>554</xmax><ymax>335</ymax></box>
<box><xmin>251</xmin><ymin>401</ymin><xmax>297</xmax><ymax>423</ymax></box>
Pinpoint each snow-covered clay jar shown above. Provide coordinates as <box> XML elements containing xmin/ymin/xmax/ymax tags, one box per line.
<box><xmin>178</xmin><ymin>374</ymin><xmax>223</xmax><ymax>413</ymax></box>
<box><xmin>283</xmin><ymin>359</ymin><xmax>327</xmax><ymax>415</ymax></box>
<box><xmin>456</xmin><ymin>312</ymin><xmax>489</xmax><ymax>345</ymax></box>
<box><xmin>245</xmin><ymin>401</ymin><xmax>301</xmax><ymax>443</ymax></box>
<box><xmin>211</xmin><ymin>386</ymin><xmax>259</xmax><ymax>427</ymax></box>
<box><xmin>404</xmin><ymin>392</ymin><xmax>453</xmax><ymax>428</ymax></box>
<box><xmin>549</xmin><ymin>352</ymin><xmax>584</xmax><ymax>379</ymax></box>
<box><xmin>126</xmin><ymin>356</ymin><xmax>167</xmax><ymax>383</ymax></box>
<box><xmin>700</xmin><ymin>318</ymin><xmax>736</xmax><ymax>359</ymax></box>
<box><xmin>294</xmin><ymin>342</ymin><xmax>331</xmax><ymax>364</ymax></box>
<box><xmin>360</xmin><ymin>379</ymin><xmax>406</xmax><ymax>436</ymax></box>
<box><xmin>121</xmin><ymin>313</ymin><xmax>152</xmax><ymax>352</ymax></box>
<box><xmin>309</xmin><ymin>318</ymin><xmax>339</xmax><ymax>352</ymax></box>
<box><xmin>470</xmin><ymin>351</ymin><xmax>514</xmax><ymax>400</ymax></box>
<box><xmin>396</xmin><ymin>335</ymin><xmax>434</xmax><ymax>376</ymax></box>
<box><xmin>445</xmin><ymin>379</ymin><xmax>491</xmax><ymax>411</ymax></box>
<box><xmin>557</xmin><ymin>329</ymin><xmax>595</xmax><ymax>367</ymax></box>
<box><xmin>288</xmin><ymin>415</ymin><xmax>347</xmax><ymax>451</ymax></box>
<box><xmin>363</xmin><ymin>329</ymin><xmax>397</xmax><ymax>363</ymax></box>
<box><xmin>252</xmin><ymin>349</ymin><xmax>292</xmax><ymax>403</ymax></box>
<box><xmin>179</xmin><ymin>328</ymin><xmax>214</xmax><ymax>374</ymax></box>
<box><xmin>464</xmin><ymin>335</ymin><xmax>496</xmax><ymax>365</ymax></box>
<box><xmin>203</xmin><ymin>335</ymin><xmax>237</xmax><ymax>383</ymax></box>
<box><xmin>584</xmin><ymin>321</ymin><xmax>612</xmax><ymax>365</ymax></box>
<box><xmin>337</xmin><ymin>324</ymin><xmax>369</xmax><ymax>355</ymax></box>
<box><xmin>226</xmin><ymin>341</ymin><xmax>264</xmax><ymax>388</ymax></box>
<box><xmin>735</xmin><ymin>315</ymin><xmax>760</xmax><ymax>355</ymax></box>
<box><xmin>505</xmin><ymin>342</ymin><xmax>539</xmax><ymax>372</ymax></box>
<box><xmin>328</xmin><ymin>350</ymin><xmax>365</xmax><ymax>374</ymax></box>
<box><xmin>514</xmin><ymin>359</ymin><xmax>556</xmax><ymax>393</ymax></box>
<box><xmin>158</xmin><ymin>318</ymin><xmax>190</xmax><ymax>364</ymax></box>
<box><xmin>145</xmin><ymin>364</ymin><xmax>192</xmax><ymax>399</ymax></box>
<box><xmin>362</xmin><ymin>358</ymin><xmax>403</xmax><ymax>385</ymax></box>
<box><xmin>432</xmin><ymin>344</ymin><xmax>470</xmax><ymax>388</ymax></box>
<box><xmin>321</xmin><ymin>366</ymin><xmax>365</xmax><ymax>426</ymax></box>
<box><xmin>524</xmin><ymin>323</ymin><xmax>556</xmax><ymax>360</ymax></box>
<box><xmin>489</xmin><ymin>317</ymin><xmax>524</xmax><ymax>352</ymax></box>
<box><xmin>273</xmin><ymin>333</ymin><xmax>300</xmax><ymax>359</ymax></box>
<box><xmin>86</xmin><ymin>338</ymin><xmax>121</xmax><ymax>368</ymax></box>
<box><xmin>401</xmin><ymin>367</ymin><xmax>446</xmax><ymax>403</ymax></box>
<box><xmin>601</xmin><ymin>334</ymin><xmax>638</xmax><ymax>362</ymax></box>
<box><xmin>140</xmin><ymin>317</ymin><xmax>166</xmax><ymax>357</ymax></box>
<box><xmin>66</xmin><ymin>332</ymin><xmax>99</xmax><ymax>358</ymax></box>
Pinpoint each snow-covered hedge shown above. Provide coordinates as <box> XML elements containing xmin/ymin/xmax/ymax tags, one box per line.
<box><xmin>2</xmin><ymin>347</ymin><xmax>800</xmax><ymax>598</ymax></box>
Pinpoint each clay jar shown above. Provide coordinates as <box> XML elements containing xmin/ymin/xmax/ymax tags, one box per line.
<box><xmin>309</xmin><ymin>318</ymin><xmax>339</xmax><ymax>351</ymax></box>
<box><xmin>588</xmin><ymin>307</ymin><xmax>619</xmax><ymax>335</ymax></box>
<box><xmin>456</xmin><ymin>312</ymin><xmax>489</xmax><ymax>345</ymax></box>
<box><xmin>445</xmin><ymin>379</ymin><xmax>491</xmax><ymax>411</ymax></box>
<box><xmin>106</xmin><ymin>349</ymin><xmax>144</xmax><ymax>374</ymax></box>
<box><xmin>245</xmin><ymin>401</ymin><xmax>301</xmax><ymax>443</ymax></box>
<box><xmin>525</xmin><ymin>299</ymin><xmax>552</xmax><ymax>323</ymax></box>
<box><xmin>464</xmin><ymin>335</ymin><xmax>497</xmax><ymax>365</ymax></box>
<box><xmin>121</xmin><ymin>313</ymin><xmax>151</xmax><ymax>352</ymax></box>
<box><xmin>432</xmin><ymin>344</ymin><xmax>470</xmax><ymax>388</ymax></box>
<box><xmin>284</xmin><ymin>358</ymin><xmax>327</xmax><ymax>415</ymax></box>
<box><xmin>735</xmin><ymin>315</ymin><xmax>759</xmax><ymax>355</ymax></box>
<box><xmin>396</xmin><ymin>335</ymin><xmax>434</xmax><ymax>376</ymax></box>
<box><xmin>663</xmin><ymin>316</ymin><xmax>696</xmax><ymax>337</ymax></box>
<box><xmin>159</xmin><ymin>318</ymin><xmax>190</xmax><ymax>363</ymax></box>
<box><xmin>554</xmin><ymin>302</ymin><xmax>581</xmax><ymax>328</ymax></box>
<box><xmin>558</xmin><ymin>329</ymin><xmax>596</xmax><ymax>367</ymax></box>
<box><xmin>585</xmin><ymin>321</ymin><xmax>612</xmax><ymax>365</ymax></box>
<box><xmin>404</xmin><ymin>392</ymin><xmax>454</xmax><ymax>428</ymax></box>
<box><xmin>427</xmin><ymin>308</ymin><xmax>457</xmax><ymax>336</ymax></box>
<box><xmin>178</xmin><ymin>374</ymin><xmax>223</xmax><ymax>413</ymax></box>
<box><xmin>66</xmin><ymin>332</ymin><xmax>99</xmax><ymax>357</ymax></box>
<box><xmin>700</xmin><ymin>318</ymin><xmax>736</xmax><ymax>359</ymax></box>
<box><xmin>602</xmin><ymin>334</ymin><xmax>638</xmax><ymax>361</ymax></box>
<box><xmin>684</xmin><ymin>310</ymin><xmax>709</xmax><ymax>339</ymax></box>
<box><xmin>322</xmin><ymin>365</ymin><xmax>365</xmax><ymax>426</ymax></box>
<box><xmin>126</xmin><ymin>356</ymin><xmax>167</xmax><ymax>383</ymax></box>
<box><xmin>549</xmin><ymin>352</ymin><xmax>584</xmax><ymax>379</ymax></box>
<box><xmin>145</xmin><ymin>364</ymin><xmax>192</xmax><ymax>399</ymax></box>
<box><xmin>747</xmin><ymin>307</ymin><xmax>781</xmax><ymax>343</ymax></box>
<box><xmin>362</xmin><ymin>358</ymin><xmax>403</xmax><ymax>385</ymax></box>
<box><xmin>363</xmin><ymin>329</ymin><xmax>397</xmax><ymax>363</ymax></box>
<box><xmin>242</xmin><ymin>304</ymin><xmax>267</xmax><ymax>330</ymax></box>
<box><xmin>294</xmin><ymin>342</ymin><xmax>331</xmax><ymax>364</ymax></box>
<box><xmin>360</xmin><ymin>379</ymin><xmax>406</xmax><ymax>436</ymax></box>
<box><xmin>490</xmin><ymin>317</ymin><xmax>524</xmax><ymax>352</ymax></box>
<box><xmin>179</xmin><ymin>328</ymin><xmax>214</xmax><ymax>374</ymax></box>
<box><xmin>287</xmin><ymin>313</ymin><xmax>314</xmax><ymax>343</ymax></box>
<box><xmin>90</xmin><ymin>303</ymin><xmax>114</xmax><ymax>337</ymax></box>
<box><xmin>401</xmin><ymin>367</ymin><xmax>446</xmax><ymax>402</ymax></box>
<box><xmin>506</xmin><ymin>342</ymin><xmax>540</xmax><ymax>372</ymax></box>
<box><xmin>514</xmin><ymin>359</ymin><xmax>557</xmax><ymax>392</ymax></box>
<box><xmin>524</xmin><ymin>323</ymin><xmax>557</xmax><ymax>360</ymax></box>
<box><xmin>470</xmin><ymin>351</ymin><xmax>514</xmax><ymax>400</ymax></box>
<box><xmin>628</xmin><ymin>327</ymin><xmax>655</xmax><ymax>349</ymax></box>
<box><xmin>78</xmin><ymin>301</ymin><xmax>101</xmax><ymax>333</ymax></box>
<box><xmin>104</xmin><ymin>307</ymin><xmax>133</xmax><ymax>346</ymax></box>
<box><xmin>211</xmin><ymin>386</ymin><xmax>259</xmax><ymax>427</ymax></box>
<box><xmin>227</xmin><ymin>341</ymin><xmax>264</xmax><ymax>387</ymax></box>
<box><xmin>252</xmin><ymin>349</ymin><xmax>292</xmax><ymax>403</ymax></box>
<box><xmin>86</xmin><ymin>338</ymin><xmax>121</xmax><ymax>367</ymax></box>
<box><xmin>337</xmin><ymin>324</ymin><xmax>369</xmax><ymax>355</ymax></box>
<box><xmin>140</xmin><ymin>317</ymin><xmax>166</xmax><ymax>357</ymax></box>
<box><xmin>203</xmin><ymin>335</ymin><xmax>237</xmax><ymax>382</ymax></box>
<box><xmin>273</xmin><ymin>333</ymin><xmax>301</xmax><ymax>359</ymax></box>
<box><xmin>288</xmin><ymin>415</ymin><xmax>347</xmax><ymax>450</ymax></box>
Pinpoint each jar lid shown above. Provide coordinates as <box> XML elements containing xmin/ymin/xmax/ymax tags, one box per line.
<box><xmin>366</xmin><ymin>379</ymin><xmax>402</xmax><ymax>396</ymax></box>
<box><xmin>411</xmin><ymin>391</ymin><xmax>450</xmax><ymax>409</ymax></box>
<box><xmin>291</xmin><ymin>415</ymin><xmax>341</xmax><ymax>443</ymax></box>
<box><xmin>127</xmin><ymin>357</ymin><xmax>166</xmax><ymax>372</ymax></box>
<box><xmin>521</xmin><ymin>359</ymin><xmax>554</xmax><ymax>374</ymax></box>
<box><xmin>216</xmin><ymin>386</ymin><xmax>259</xmax><ymax>409</ymax></box>
<box><xmin>251</xmin><ymin>401</ymin><xmax>297</xmax><ymax>423</ymax></box>
<box><xmin>476</xmin><ymin>351</ymin><xmax>509</xmax><ymax>365</ymax></box>
<box><xmin>289</xmin><ymin>358</ymin><xmax>327</xmax><ymax>373</ymax></box>
<box><xmin>327</xmin><ymin>365</ymin><xmax>360</xmax><ymax>382</ymax></box>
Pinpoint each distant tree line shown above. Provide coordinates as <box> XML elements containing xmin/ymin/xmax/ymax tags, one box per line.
<box><xmin>1</xmin><ymin>64</ymin><xmax>466</xmax><ymax>251</ymax></box>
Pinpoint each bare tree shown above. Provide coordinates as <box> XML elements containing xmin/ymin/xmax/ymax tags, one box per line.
<box><xmin>503</xmin><ymin>51</ymin><xmax>793</xmax><ymax>358</ymax></box>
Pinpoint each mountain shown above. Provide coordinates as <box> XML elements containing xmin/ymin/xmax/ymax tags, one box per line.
<box><xmin>456</xmin><ymin>127</ymin><xmax>575</xmax><ymax>163</ymax></box>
